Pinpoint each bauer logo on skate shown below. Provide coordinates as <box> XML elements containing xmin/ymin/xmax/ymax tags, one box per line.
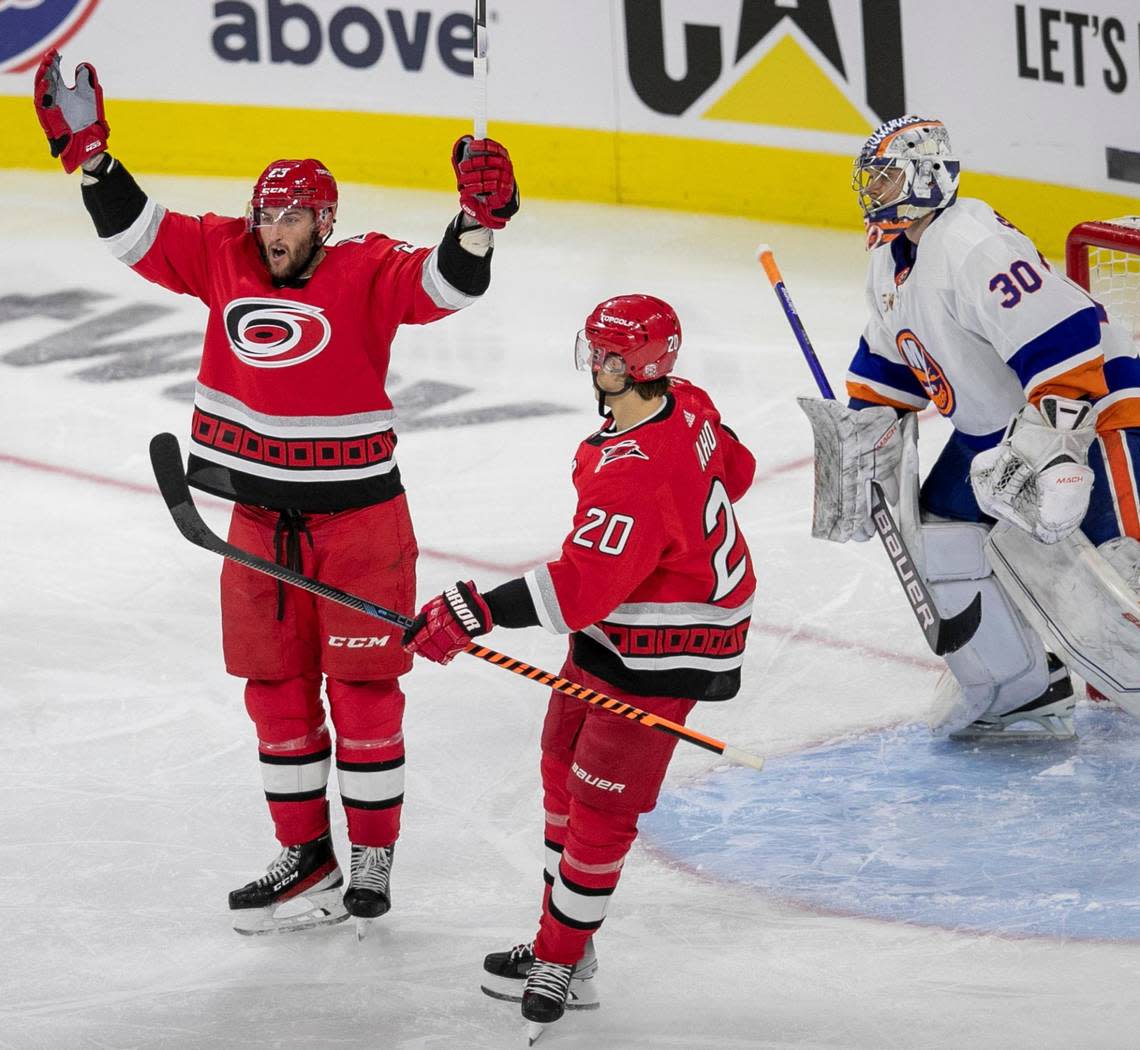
<box><xmin>223</xmin><ymin>298</ymin><xmax>331</xmax><ymax>369</ymax></box>
<box><xmin>895</xmin><ymin>328</ymin><xmax>955</xmax><ymax>416</ymax></box>
<box><xmin>0</xmin><ymin>0</ymin><xmax>101</xmax><ymax>73</ymax></box>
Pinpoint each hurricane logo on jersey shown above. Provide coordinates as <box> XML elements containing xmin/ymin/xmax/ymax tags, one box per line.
<box><xmin>1</xmin><ymin>0</ymin><xmax>102</xmax><ymax>73</ymax></box>
<box><xmin>223</xmin><ymin>298</ymin><xmax>331</xmax><ymax>369</ymax></box>
<box><xmin>895</xmin><ymin>328</ymin><xmax>955</xmax><ymax>416</ymax></box>
<box><xmin>596</xmin><ymin>440</ymin><xmax>650</xmax><ymax>473</ymax></box>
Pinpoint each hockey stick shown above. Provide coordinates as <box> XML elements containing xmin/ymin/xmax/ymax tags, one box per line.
<box><xmin>757</xmin><ymin>245</ymin><xmax>981</xmax><ymax>656</ymax></box>
<box><xmin>149</xmin><ymin>433</ymin><xmax>764</xmax><ymax>771</ymax></box>
<box><xmin>473</xmin><ymin>0</ymin><xmax>488</xmax><ymax>139</ymax></box>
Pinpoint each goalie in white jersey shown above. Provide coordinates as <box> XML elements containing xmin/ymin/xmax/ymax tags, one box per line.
<box><xmin>803</xmin><ymin>115</ymin><xmax>1140</xmax><ymax>738</ymax></box>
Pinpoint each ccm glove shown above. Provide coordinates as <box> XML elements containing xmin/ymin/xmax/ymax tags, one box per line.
<box><xmin>451</xmin><ymin>136</ymin><xmax>519</xmax><ymax>230</ymax></box>
<box><xmin>402</xmin><ymin>580</ymin><xmax>493</xmax><ymax>664</ymax></box>
<box><xmin>33</xmin><ymin>49</ymin><xmax>109</xmax><ymax>173</ymax></box>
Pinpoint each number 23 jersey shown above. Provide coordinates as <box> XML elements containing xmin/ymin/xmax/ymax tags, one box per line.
<box><xmin>524</xmin><ymin>379</ymin><xmax>757</xmax><ymax>701</ymax></box>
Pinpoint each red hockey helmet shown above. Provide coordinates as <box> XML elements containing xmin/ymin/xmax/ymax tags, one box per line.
<box><xmin>247</xmin><ymin>158</ymin><xmax>338</xmax><ymax>231</ymax></box>
<box><xmin>574</xmin><ymin>294</ymin><xmax>681</xmax><ymax>382</ymax></box>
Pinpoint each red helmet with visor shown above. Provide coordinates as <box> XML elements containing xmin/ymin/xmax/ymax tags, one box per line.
<box><xmin>247</xmin><ymin>158</ymin><xmax>338</xmax><ymax>232</ymax></box>
<box><xmin>574</xmin><ymin>294</ymin><xmax>681</xmax><ymax>383</ymax></box>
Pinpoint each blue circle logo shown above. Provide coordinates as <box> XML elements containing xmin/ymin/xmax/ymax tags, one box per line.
<box><xmin>0</xmin><ymin>0</ymin><xmax>102</xmax><ymax>74</ymax></box>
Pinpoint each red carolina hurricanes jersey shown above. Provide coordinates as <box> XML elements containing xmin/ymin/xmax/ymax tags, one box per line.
<box><xmin>524</xmin><ymin>379</ymin><xmax>757</xmax><ymax>700</ymax></box>
<box><xmin>118</xmin><ymin>206</ymin><xmax>473</xmax><ymax>510</ymax></box>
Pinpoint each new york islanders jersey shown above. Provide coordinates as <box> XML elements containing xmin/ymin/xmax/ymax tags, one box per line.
<box><xmin>109</xmin><ymin>203</ymin><xmax>475</xmax><ymax>511</ymax></box>
<box><xmin>523</xmin><ymin>380</ymin><xmax>757</xmax><ymax>701</ymax></box>
<box><xmin>847</xmin><ymin>198</ymin><xmax>1140</xmax><ymax>449</ymax></box>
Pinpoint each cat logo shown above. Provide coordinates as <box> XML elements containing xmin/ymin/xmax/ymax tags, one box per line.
<box><xmin>623</xmin><ymin>1</ymin><xmax>904</xmax><ymax>135</ymax></box>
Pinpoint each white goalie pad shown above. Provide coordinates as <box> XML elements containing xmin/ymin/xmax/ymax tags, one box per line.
<box><xmin>797</xmin><ymin>398</ymin><xmax>907</xmax><ymax>542</ymax></box>
<box><xmin>922</xmin><ymin>519</ymin><xmax>1049</xmax><ymax>734</ymax></box>
<box><xmin>985</xmin><ymin>522</ymin><xmax>1140</xmax><ymax>718</ymax></box>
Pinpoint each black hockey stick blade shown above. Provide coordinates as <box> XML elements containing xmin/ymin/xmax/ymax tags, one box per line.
<box><xmin>869</xmin><ymin>482</ymin><xmax>982</xmax><ymax>656</ymax></box>
<box><xmin>148</xmin><ymin>432</ymin><xmax>413</xmax><ymax>631</ymax></box>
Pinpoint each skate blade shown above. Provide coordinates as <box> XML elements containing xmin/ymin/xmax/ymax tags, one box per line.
<box><xmin>950</xmin><ymin>720</ymin><xmax>1076</xmax><ymax>742</ymax></box>
<box><xmin>526</xmin><ymin>1021</ymin><xmax>547</xmax><ymax>1046</ymax></box>
<box><xmin>355</xmin><ymin>917</ymin><xmax>374</xmax><ymax>942</ymax></box>
<box><xmin>481</xmin><ymin>975</ymin><xmax>600</xmax><ymax>1010</ymax></box>
<box><xmin>232</xmin><ymin>888</ymin><xmax>350</xmax><ymax>936</ymax></box>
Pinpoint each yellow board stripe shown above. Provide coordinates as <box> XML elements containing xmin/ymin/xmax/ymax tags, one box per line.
<box><xmin>4</xmin><ymin>95</ymin><xmax>1138</xmax><ymax>258</ymax></box>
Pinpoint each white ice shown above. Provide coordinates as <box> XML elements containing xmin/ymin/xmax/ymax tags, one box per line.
<box><xmin>3</xmin><ymin>170</ymin><xmax>1139</xmax><ymax>1049</ymax></box>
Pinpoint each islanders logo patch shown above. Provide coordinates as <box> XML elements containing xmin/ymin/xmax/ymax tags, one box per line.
<box><xmin>895</xmin><ymin>328</ymin><xmax>955</xmax><ymax>416</ymax></box>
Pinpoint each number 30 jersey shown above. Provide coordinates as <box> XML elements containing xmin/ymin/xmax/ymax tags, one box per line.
<box><xmin>847</xmin><ymin>198</ymin><xmax>1140</xmax><ymax>447</ymax></box>
<box><xmin>523</xmin><ymin>379</ymin><xmax>757</xmax><ymax>701</ymax></box>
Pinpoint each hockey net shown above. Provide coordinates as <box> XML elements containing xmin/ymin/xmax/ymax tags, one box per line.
<box><xmin>1066</xmin><ymin>217</ymin><xmax>1140</xmax><ymax>345</ymax></box>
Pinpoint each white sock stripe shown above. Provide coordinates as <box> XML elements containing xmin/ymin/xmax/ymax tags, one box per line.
<box><xmin>259</xmin><ymin>754</ymin><xmax>331</xmax><ymax>796</ymax></box>
<box><xmin>336</xmin><ymin>763</ymin><xmax>406</xmax><ymax>804</ymax></box>
<box><xmin>543</xmin><ymin>809</ymin><xmax>569</xmax><ymax>827</ymax></box>
<box><xmin>551</xmin><ymin>873</ymin><xmax>613</xmax><ymax>926</ymax></box>
<box><xmin>544</xmin><ymin>844</ymin><xmax>563</xmax><ymax>881</ymax></box>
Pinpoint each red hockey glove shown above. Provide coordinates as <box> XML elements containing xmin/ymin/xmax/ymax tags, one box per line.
<box><xmin>402</xmin><ymin>580</ymin><xmax>493</xmax><ymax>664</ymax></box>
<box><xmin>33</xmin><ymin>49</ymin><xmax>109</xmax><ymax>173</ymax></box>
<box><xmin>451</xmin><ymin>136</ymin><xmax>519</xmax><ymax>230</ymax></box>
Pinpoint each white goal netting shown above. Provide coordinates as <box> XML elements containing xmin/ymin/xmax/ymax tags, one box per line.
<box><xmin>1077</xmin><ymin>217</ymin><xmax>1140</xmax><ymax>344</ymax></box>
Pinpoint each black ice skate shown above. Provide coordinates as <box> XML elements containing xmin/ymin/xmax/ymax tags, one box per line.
<box><xmin>521</xmin><ymin>958</ymin><xmax>577</xmax><ymax>1045</ymax></box>
<box><xmin>950</xmin><ymin>655</ymin><xmax>1076</xmax><ymax>741</ymax></box>
<box><xmin>481</xmin><ymin>939</ymin><xmax>599</xmax><ymax>1010</ymax></box>
<box><xmin>228</xmin><ymin>832</ymin><xmax>348</xmax><ymax>935</ymax></box>
<box><xmin>343</xmin><ymin>843</ymin><xmax>394</xmax><ymax>939</ymax></box>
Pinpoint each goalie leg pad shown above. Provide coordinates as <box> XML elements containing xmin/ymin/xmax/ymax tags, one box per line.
<box><xmin>985</xmin><ymin>523</ymin><xmax>1140</xmax><ymax>718</ymax></box>
<box><xmin>922</xmin><ymin>520</ymin><xmax>1051</xmax><ymax>734</ymax></box>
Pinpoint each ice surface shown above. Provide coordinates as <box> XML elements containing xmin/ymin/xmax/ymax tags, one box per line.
<box><xmin>4</xmin><ymin>170</ymin><xmax>1139</xmax><ymax>1049</ymax></box>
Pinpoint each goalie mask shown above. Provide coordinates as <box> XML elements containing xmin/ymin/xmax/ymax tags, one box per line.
<box><xmin>247</xmin><ymin>158</ymin><xmax>338</xmax><ymax>237</ymax></box>
<box><xmin>853</xmin><ymin>117</ymin><xmax>959</xmax><ymax>249</ymax></box>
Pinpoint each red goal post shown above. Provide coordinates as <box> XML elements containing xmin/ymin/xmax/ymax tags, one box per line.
<box><xmin>1066</xmin><ymin>217</ymin><xmax>1140</xmax><ymax>341</ymax></box>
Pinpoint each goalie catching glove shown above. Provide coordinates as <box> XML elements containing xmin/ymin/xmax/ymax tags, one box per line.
<box><xmin>797</xmin><ymin>398</ymin><xmax>907</xmax><ymax>542</ymax></box>
<box><xmin>970</xmin><ymin>395</ymin><xmax>1095</xmax><ymax>544</ymax></box>
<box><xmin>33</xmin><ymin>49</ymin><xmax>108</xmax><ymax>173</ymax></box>
<box><xmin>402</xmin><ymin>580</ymin><xmax>493</xmax><ymax>664</ymax></box>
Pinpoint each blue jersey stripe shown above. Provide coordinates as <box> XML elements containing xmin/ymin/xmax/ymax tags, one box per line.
<box><xmin>1104</xmin><ymin>355</ymin><xmax>1140</xmax><ymax>393</ymax></box>
<box><xmin>1006</xmin><ymin>306</ymin><xmax>1101</xmax><ymax>390</ymax></box>
<box><xmin>848</xmin><ymin>337</ymin><xmax>928</xmax><ymax>400</ymax></box>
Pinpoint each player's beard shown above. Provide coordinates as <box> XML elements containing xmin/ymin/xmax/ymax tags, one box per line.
<box><xmin>260</xmin><ymin>229</ymin><xmax>323</xmax><ymax>284</ymax></box>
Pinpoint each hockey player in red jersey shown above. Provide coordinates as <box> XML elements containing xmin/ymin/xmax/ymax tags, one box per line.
<box><xmin>403</xmin><ymin>294</ymin><xmax>756</xmax><ymax>1039</ymax></box>
<box><xmin>34</xmin><ymin>49</ymin><xmax>519</xmax><ymax>935</ymax></box>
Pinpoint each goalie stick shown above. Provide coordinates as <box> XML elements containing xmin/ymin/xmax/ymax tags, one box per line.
<box><xmin>149</xmin><ymin>432</ymin><xmax>765</xmax><ymax>771</ymax></box>
<box><xmin>757</xmin><ymin>245</ymin><xmax>981</xmax><ymax>657</ymax></box>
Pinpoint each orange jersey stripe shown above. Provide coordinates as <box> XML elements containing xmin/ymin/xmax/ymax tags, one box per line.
<box><xmin>1028</xmin><ymin>357</ymin><xmax>1107</xmax><ymax>404</ymax></box>
<box><xmin>1100</xmin><ymin>431</ymin><xmax>1140</xmax><ymax>539</ymax></box>
<box><xmin>1095</xmin><ymin>399</ymin><xmax>1140</xmax><ymax>433</ymax></box>
<box><xmin>846</xmin><ymin>381</ymin><xmax>922</xmax><ymax>412</ymax></box>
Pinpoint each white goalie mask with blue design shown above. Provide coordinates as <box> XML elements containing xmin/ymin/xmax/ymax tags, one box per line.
<box><xmin>853</xmin><ymin>116</ymin><xmax>960</xmax><ymax>249</ymax></box>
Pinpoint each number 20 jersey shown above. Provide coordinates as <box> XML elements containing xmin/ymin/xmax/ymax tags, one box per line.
<box><xmin>524</xmin><ymin>379</ymin><xmax>757</xmax><ymax>701</ymax></box>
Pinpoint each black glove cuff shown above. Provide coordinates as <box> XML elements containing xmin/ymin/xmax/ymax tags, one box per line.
<box><xmin>81</xmin><ymin>153</ymin><xmax>148</xmax><ymax>238</ymax></box>
<box><xmin>482</xmin><ymin>577</ymin><xmax>541</xmax><ymax>629</ymax></box>
<box><xmin>437</xmin><ymin>214</ymin><xmax>492</xmax><ymax>297</ymax></box>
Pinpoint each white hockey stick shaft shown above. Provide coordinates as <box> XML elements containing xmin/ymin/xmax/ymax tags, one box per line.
<box><xmin>473</xmin><ymin>0</ymin><xmax>488</xmax><ymax>138</ymax></box>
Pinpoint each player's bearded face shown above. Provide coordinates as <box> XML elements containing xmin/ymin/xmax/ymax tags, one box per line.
<box><xmin>254</xmin><ymin>207</ymin><xmax>323</xmax><ymax>281</ymax></box>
